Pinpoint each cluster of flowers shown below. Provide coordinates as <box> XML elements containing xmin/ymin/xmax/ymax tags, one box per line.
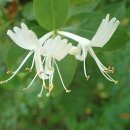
<box><xmin>0</xmin><ymin>14</ymin><xmax>120</xmax><ymax>97</ymax></box>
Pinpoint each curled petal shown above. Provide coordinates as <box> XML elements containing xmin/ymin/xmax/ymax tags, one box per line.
<box><xmin>90</xmin><ymin>14</ymin><xmax>120</xmax><ymax>47</ymax></box>
<box><xmin>58</xmin><ymin>31</ymin><xmax>90</xmax><ymax>46</ymax></box>
<box><xmin>7</xmin><ymin>23</ymin><xmax>43</xmax><ymax>50</ymax></box>
<box><xmin>43</xmin><ymin>36</ymin><xmax>72</xmax><ymax>61</ymax></box>
<box><xmin>7</xmin><ymin>30</ymin><xmax>33</xmax><ymax>50</ymax></box>
<box><xmin>75</xmin><ymin>44</ymin><xmax>87</xmax><ymax>61</ymax></box>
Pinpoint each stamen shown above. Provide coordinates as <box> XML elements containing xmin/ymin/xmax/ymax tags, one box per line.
<box><xmin>105</xmin><ymin>66</ymin><xmax>114</xmax><ymax>74</ymax></box>
<box><xmin>38</xmin><ymin>85</ymin><xmax>44</xmax><ymax>98</ymax></box>
<box><xmin>38</xmin><ymin>80</ymin><xmax>47</xmax><ymax>98</ymax></box>
<box><xmin>43</xmin><ymin>85</ymin><xmax>49</xmax><ymax>89</ymax></box>
<box><xmin>84</xmin><ymin>59</ymin><xmax>90</xmax><ymax>80</ymax></box>
<box><xmin>114</xmin><ymin>80</ymin><xmax>118</xmax><ymax>84</ymax></box>
<box><xmin>86</xmin><ymin>75</ymin><xmax>90</xmax><ymax>80</ymax></box>
<box><xmin>0</xmin><ymin>81</ymin><xmax>7</xmax><ymax>84</ymax></box>
<box><xmin>25</xmin><ymin>56</ymin><xmax>35</xmax><ymax>72</ymax></box>
<box><xmin>30</xmin><ymin>57</ymin><xmax>35</xmax><ymax>70</ymax></box>
<box><xmin>46</xmin><ymin>84</ymin><xmax>54</xmax><ymax>97</ymax></box>
<box><xmin>0</xmin><ymin>50</ymin><xmax>34</xmax><ymax>84</ymax></box>
<box><xmin>23</xmin><ymin>73</ymin><xmax>38</xmax><ymax>90</ymax></box>
<box><xmin>23</xmin><ymin>57</ymin><xmax>46</xmax><ymax>90</ymax></box>
<box><xmin>25</xmin><ymin>68</ymin><xmax>32</xmax><ymax>72</ymax></box>
<box><xmin>54</xmin><ymin>60</ymin><xmax>71</xmax><ymax>93</ymax></box>
<box><xmin>42</xmin><ymin>80</ymin><xmax>47</xmax><ymax>89</ymax></box>
<box><xmin>82</xmin><ymin>46</ymin><xmax>90</xmax><ymax>80</ymax></box>
<box><xmin>88</xmin><ymin>47</ymin><xmax>117</xmax><ymax>83</ymax></box>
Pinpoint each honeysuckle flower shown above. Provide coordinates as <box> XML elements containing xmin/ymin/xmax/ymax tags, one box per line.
<box><xmin>25</xmin><ymin>35</ymin><xmax>72</xmax><ymax>97</ymax></box>
<box><xmin>58</xmin><ymin>14</ymin><xmax>120</xmax><ymax>84</ymax></box>
<box><xmin>0</xmin><ymin>23</ymin><xmax>72</xmax><ymax>97</ymax></box>
<box><xmin>0</xmin><ymin>14</ymin><xmax>120</xmax><ymax>98</ymax></box>
<box><xmin>0</xmin><ymin>23</ymin><xmax>54</xmax><ymax>96</ymax></box>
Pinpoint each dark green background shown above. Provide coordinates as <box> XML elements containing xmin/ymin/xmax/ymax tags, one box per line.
<box><xmin>0</xmin><ymin>0</ymin><xmax>130</xmax><ymax>130</ymax></box>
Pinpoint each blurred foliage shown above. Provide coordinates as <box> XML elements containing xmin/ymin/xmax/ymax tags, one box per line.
<box><xmin>0</xmin><ymin>0</ymin><xmax>130</xmax><ymax>130</ymax></box>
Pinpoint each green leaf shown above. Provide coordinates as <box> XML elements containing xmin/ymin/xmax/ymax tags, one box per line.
<box><xmin>69</xmin><ymin>0</ymin><xmax>101</xmax><ymax>18</ymax></box>
<box><xmin>33</xmin><ymin>0</ymin><xmax>69</xmax><ymax>30</ymax></box>
<box><xmin>51</xmin><ymin>55</ymin><xmax>77</xmax><ymax>97</ymax></box>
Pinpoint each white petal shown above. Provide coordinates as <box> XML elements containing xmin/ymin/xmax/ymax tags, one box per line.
<box><xmin>69</xmin><ymin>46</ymin><xmax>79</xmax><ymax>55</ymax></box>
<box><xmin>7</xmin><ymin>30</ymin><xmax>32</xmax><ymax>50</ymax></box>
<box><xmin>20</xmin><ymin>25</ymin><xmax>37</xmax><ymax>49</ymax></box>
<box><xmin>90</xmin><ymin>15</ymin><xmax>109</xmax><ymax>45</ymax></box>
<box><xmin>54</xmin><ymin>43</ymin><xmax>72</xmax><ymax>61</ymax></box>
<box><xmin>55</xmin><ymin>38</ymin><xmax>67</xmax><ymax>50</ymax></box>
<box><xmin>103</xmin><ymin>20</ymin><xmax>120</xmax><ymax>44</ymax></box>
<box><xmin>13</xmin><ymin>27</ymin><xmax>34</xmax><ymax>49</ymax></box>
<box><xmin>14</xmin><ymin>25</ymin><xmax>36</xmax><ymax>49</ymax></box>
<box><xmin>43</xmin><ymin>38</ymin><xmax>53</xmax><ymax>55</ymax></box>
<box><xmin>51</xmin><ymin>38</ymin><xmax>71</xmax><ymax>60</ymax></box>
<box><xmin>45</xmin><ymin>56</ymin><xmax>54</xmax><ymax>74</ymax></box>
<box><xmin>48</xmin><ymin>39</ymin><xmax>64</xmax><ymax>59</ymax></box>
<box><xmin>28</xmin><ymin>30</ymin><xmax>42</xmax><ymax>49</ymax></box>
<box><xmin>7</xmin><ymin>23</ymin><xmax>42</xmax><ymax>50</ymax></box>
<box><xmin>90</xmin><ymin>14</ymin><xmax>120</xmax><ymax>47</ymax></box>
<box><xmin>75</xmin><ymin>44</ymin><xmax>87</xmax><ymax>61</ymax></box>
<box><xmin>48</xmin><ymin>36</ymin><xmax>62</xmax><ymax>54</ymax></box>
<box><xmin>21</xmin><ymin>23</ymin><xmax>28</xmax><ymax>31</ymax></box>
<box><xmin>42</xmin><ymin>35</ymin><xmax>72</xmax><ymax>61</ymax></box>
<box><xmin>58</xmin><ymin>31</ymin><xmax>90</xmax><ymax>46</ymax></box>
<box><xmin>43</xmin><ymin>35</ymin><xmax>62</xmax><ymax>57</ymax></box>
<box><xmin>34</xmin><ymin>51</ymin><xmax>48</xmax><ymax>79</ymax></box>
<box><xmin>99</xmin><ymin>17</ymin><xmax>117</xmax><ymax>44</ymax></box>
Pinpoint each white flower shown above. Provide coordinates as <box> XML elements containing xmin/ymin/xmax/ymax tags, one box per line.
<box><xmin>0</xmin><ymin>23</ymin><xmax>72</xmax><ymax>97</ymax></box>
<box><xmin>0</xmin><ymin>14</ymin><xmax>120</xmax><ymax>97</ymax></box>
<box><xmin>0</xmin><ymin>23</ymin><xmax>54</xmax><ymax>96</ymax></box>
<box><xmin>58</xmin><ymin>14</ymin><xmax>120</xmax><ymax>84</ymax></box>
<box><xmin>28</xmin><ymin>36</ymin><xmax>72</xmax><ymax>97</ymax></box>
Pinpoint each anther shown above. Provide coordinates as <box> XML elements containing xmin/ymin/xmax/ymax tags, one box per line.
<box><xmin>25</xmin><ymin>68</ymin><xmax>32</xmax><ymax>72</ymax></box>
<box><xmin>65</xmin><ymin>90</ymin><xmax>71</xmax><ymax>93</ymax></box>
<box><xmin>114</xmin><ymin>80</ymin><xmax>118</xmax><ymax>84</ymax></box>
<box><xmin>46</xmin><ymin>92</ymin><xmax>50</xmax><ymax>97</ymax></box>
<box><xmin>0</xmin><ymin>81</ymin><xmax>7</xmax><ymax>84</ymax></box>
<box><xmin>42</xmin><ymin>81</ymin><xmax>49</xmax><ymax>89</ymax></box>
<box><xmin>43</xmin><ymin>85</ymin><xmax>49</xmax><ymax>89</ymax></box>
<box><xmin>86</xmin><ymin>75</ymin><xmax>90</xmax><ymax>81</ymax></box>
<box><xmin>105</xmin><ymin>66</ymin><xmax>115</xmax><ymax>74</ymax></box>
<box><xmin>45</xmin><ymin>84</ymin><xmax>54</xmax><ymax>97</ymax></box>
<box><xmin>112</xmin><ymin>67</ymin><xmax>115</xmax><ymax>73</ymax></box>
<box><xmin>7</xmin><ymin>71</ymin><xmax>13</xmax><ymax>75</ymax></box>
<box><xmin>38</xmin><ymin>94</ymin><xmax>42</xmax><ymax>98</ymax></box>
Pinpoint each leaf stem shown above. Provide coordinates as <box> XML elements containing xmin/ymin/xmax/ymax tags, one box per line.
<box><xmin>50</xmin><ymin>0</ymin><xmax>56</xmax><ymax>31</ymax></box>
